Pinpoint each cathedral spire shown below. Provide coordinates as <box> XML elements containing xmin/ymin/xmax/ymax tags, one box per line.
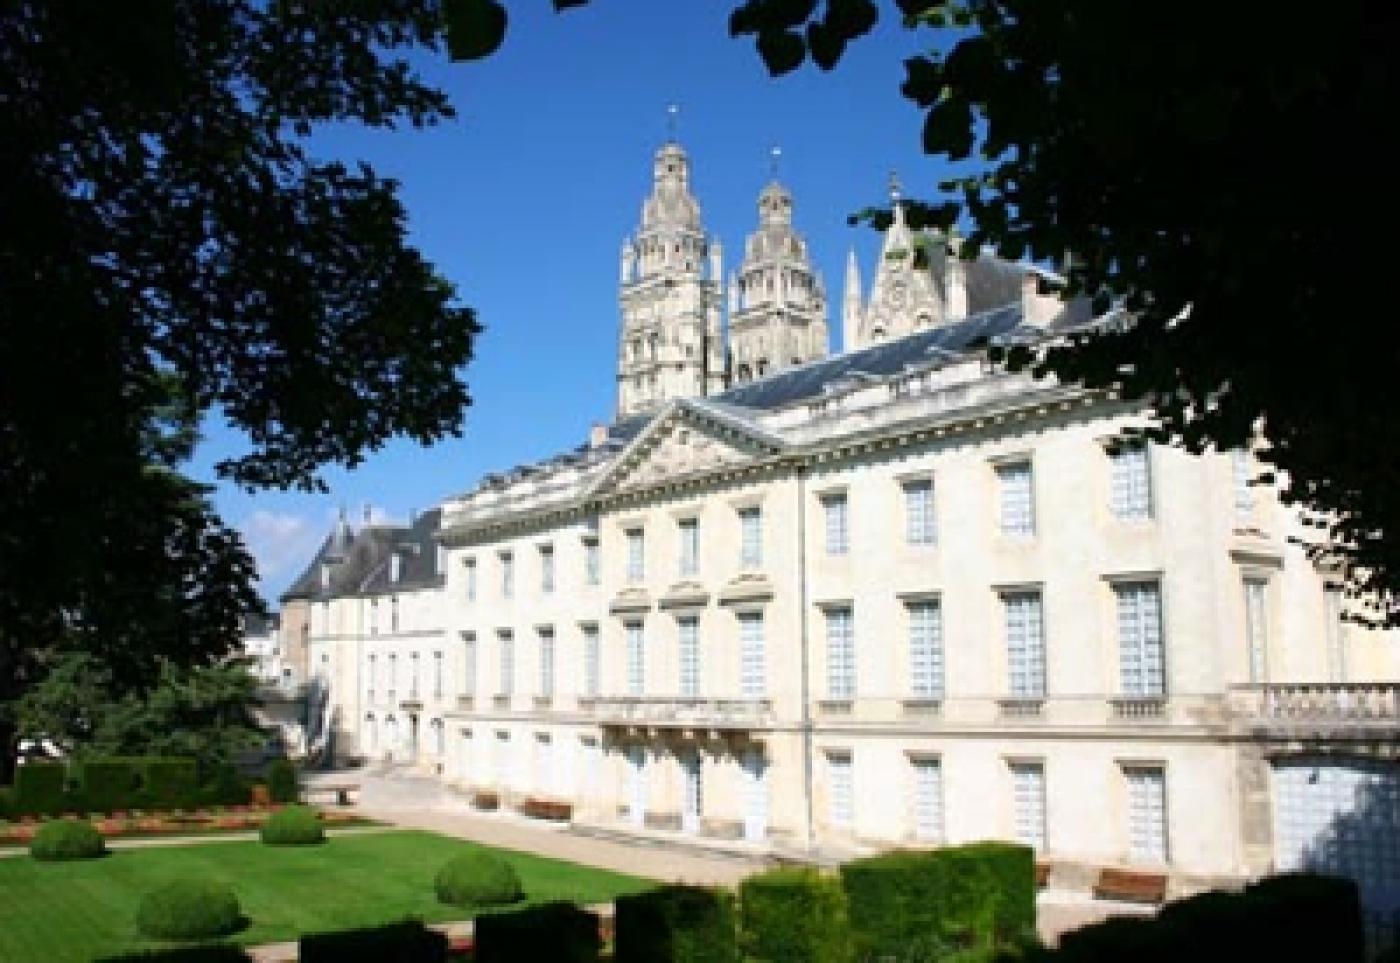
<box><xmin>842</xmin><ymin>248</ymin><xmax>863</xmax><ymax>351</ymax></box>
<box><xmin>729</xmin><ymin>160</ymin><xmax>828</xmax><ymax>384</ymax></box>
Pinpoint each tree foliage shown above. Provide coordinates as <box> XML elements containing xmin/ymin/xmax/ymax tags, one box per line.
<box><xmin>15</xmin><ymin>653</ymin><xmax>268</xmax><ymax>777</ymax></box>
<box><xmin>0</xmin><ymin>0</ymin><xmax>479</xmax><ymax>771</ymax></box>
<box><xmin>451</xmin><ymin>0</ymin><xmax>1400</xmax><ymax>623</ymax></box>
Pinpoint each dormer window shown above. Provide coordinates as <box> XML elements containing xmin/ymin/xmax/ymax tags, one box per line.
<box><xmin>320</xmin><ymin>564</ymin><xmax>330</xmax><ymax>590</ymax></box>
<box><xmin>390</xmin><ymin>553</ymin><xmax>402</xmax><ymax>584</ymax></box>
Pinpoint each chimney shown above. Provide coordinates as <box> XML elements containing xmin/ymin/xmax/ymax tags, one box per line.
<box><xmin>943</xmin><ymin>236</ymin><xmax>968</xmax><ymax>322</ymax></box>
<box><xmin>1021</xmin><ymin>271</ymin><xmax>1061</xmax><ymax>327</ymax></box>
<box><xmin>589</xmin><ymin>423</ymin><xmax>610</xmax><ymax>449</ymax></box>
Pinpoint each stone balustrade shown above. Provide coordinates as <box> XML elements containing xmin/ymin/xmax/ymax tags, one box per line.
<box><xmin>1227</xmin><ymin>683</ymin><xmax>1400</xmax><ymax>744</ymax></box>
<box><xmin>589</xmin><ymin>695</ymin><xmax>774</xmax><ymax>730</ymax></box>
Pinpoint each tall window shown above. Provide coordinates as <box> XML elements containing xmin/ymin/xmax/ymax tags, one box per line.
<box><xmin>678</xmin><ymin>616</ymin><xmax>700</xmax><ymax>697</ymax></box>
<box><xmin>584</xmin><ymin>539</ymin><xmax>600</xmax><ymax>586</ymax></box>
<box><xmin>1011</xmin><ymin>761</ymin><xmax>1046</xmax><ymax>850</ymax></box>
<box><xmin>907</xmin><ymin>600</ymin><xmax>944</xmax><ymax>699</ymax></box>
<box><xmin>825</xmin><ymin>607</ymin><xmax>856</xmax><ymax>699</ymax></box>
<box><xmin>433</xmin><ymin>650</ymin><xmax>444</xmax><ymax>698</ymax></box>
<box><xmin>1244</xmin><ymin>578</ymin><xmax>1269</xmax><ymax>683</ymax></box>
<box><xmin>498</xmin><ymin>631</ymin><xmax>514</xmax><ymax>696</ymax></box>
<box><xmin>462</xmin><ymin>633</ymin><xmax>477</xmax><ymax>697</ymax></box>
<box><xmin>828</xmin><ymin>752</ymin><xmax>854</xmax><ymax>828</ymax></box>
<box><xmin>997</xmin><ymin>461</ymin><xmax>1035</xmax><ymax>537</ymax></box>
<box><xmin>626</xmin><ymin>529</ymin><xmax>645</xmax><ymax>582</ymax></box>
<box><xmin>1125</xmin><ymin>766</ymin><xmax>1168</xmax><ymax>863</ymax></box>
<box><xmin>910</xmin><ymin>757</ymin><xmax>944</xmax><ymax>842</ymax></box>
<box><xmin>1004</xmin><ymin>591</ymin><xmax>1045</xmax><ymax>697</ymax></box>
<box><xmin>370</xmin><ymin>598</ymin><xmax>379</xmax><ymax>636</ymax></box>
<box><xmin>465</xmin><ymin>558</ymin><xmax>477</xmax><ymax>601</ymax></box>
<box><xmin>409</xmin><ymin>651</ymin><xmax>419</xmax><ymax>697</ymax></box>
<box><xmin>582</xmin><ymin>624</ymin><xmax>601</xmax><ymax>697</ymax></box>
<box><xmin>538</xmin><ymin>628</ymin><xmax>555</xmax><ymax>698</ymax></box>
<box><xmin>823</xmin><ymin>493</ymin><xmax>849</xmax><ymax>556</ymax></box>
<box><xmin>1110</xmin><ymin>443</ymin><xmax>1152</xmax><ymax>519</ymax></box>
<box><xmin>739</xmin><ymin>612</ymin><xmax>766</xmax><ymax>697</ymax></box>
<box><xmin>388</xmin><ymin>653</ymin><xmax>397</xmax><ymax>695</ymax></box>
<box><xmin>1232</xmin><ymin>448</ymin><xmax>1254</xmax><ymax>519</ymax></box>
<box><xmin>678</xmin><ymin>518</ymin><xmax>699</xmax><ymax>576</ymax></box>
<box><xmin>739</xmin><ymin>506</ymin><xmax>763</xmax><ymax>568</ymax></box>
<box><xmin>540</xmin><ymin>545</ymin><xmax>555</xmax><ymax>594</ymax></box>
<box><xmin>390</xmin><ymin>595</ymin><xmax>400</xmax><ymax>633</ymax></box>
<box><xmin>1116</xmin><ymin>581</ymin><xmax>1165</xmax><ymax>696</ymax></box>
<box><xmin>368</xmin><ymin>654</ymin><xmax>377</xmax><ymax>699</ymax></box>
<box><xmin>500</xmin><ymin>552</ymin><xmax>514</xmax><ymax>598</ymax></box>
<box><xmin>626</xmin><ymin>621</ymin><xmax>645</xmax><ymax>695</ymax></box>
<box><xmin>903</xmin><ymin>479</ymin><xmax>936</xmax><ymax>545</ymax></box>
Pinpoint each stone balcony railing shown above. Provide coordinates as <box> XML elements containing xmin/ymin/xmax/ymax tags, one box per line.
<box><xmin>588</xmin><ymin>696</ymin><xmax>775</xmax><ymax>731</ymax></box>
<box><xmin>1227</xmin><ymin>683</ymin><xmax>1400</xmax><ymax>739</ymax></box>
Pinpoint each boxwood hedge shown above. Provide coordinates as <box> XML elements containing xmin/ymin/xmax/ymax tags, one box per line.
<box><xmin>738</xmin><ymin>867</ymin><xmax>851</xmax><ymax>963</ymax></box>
<box><xmin>259</xmin><ymin>804</ymin><xmax>325</xmax><ymax>846</ymax></box>
<box><xmin>136</xmin><ymin>880</ymin><xmax>243</xmax><ymax>941</ymax></box>
<box><xmin>433</xmin><ymin>851</ymin><xmax>523</xmax><ymax>907</ymax></box>
<box><xmin>474</xmin><ymin>902</ymin><xmax>600</xmax><ymax>963</ymax></box>
<box><xmin>30</xmin><ymin>819</ymin><xmax>106</xmax><ymax>861</ymax></box>
<box><xmin>615</xmin><ymin>884</ymin><xmax>738</xmax><ymax>963</ymax></box>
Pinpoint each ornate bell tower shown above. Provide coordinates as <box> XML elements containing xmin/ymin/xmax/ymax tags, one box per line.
<box><xmin>728</xmin><ymin>149</ymin><xmax>828</xmax><ymax>383</ymax></box>
<box><xmin>616</xmin><ymin>109</ymin><xmax>725</xmax><ymax>418</ymax></box>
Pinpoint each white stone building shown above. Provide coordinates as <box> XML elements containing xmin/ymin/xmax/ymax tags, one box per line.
<box><xmin>282</xmin><ymin>137</ymin><xmax>1400</xmax><ymax>919</ymax></box>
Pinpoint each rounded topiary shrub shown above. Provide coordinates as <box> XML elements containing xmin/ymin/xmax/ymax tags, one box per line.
<box><xmin>136</xmin><ymin>879</ymin><xmax>243</xmax><ymax>940</ymax></box>
<box><xmin>265</xmin><ymin>758</ymin><xmax>298</xmax><ymax>804</ymax></box>
<box><xmin>30</xmin><ymin>819</ymin><xmax>106</xmax><ymax>861</ymax></box>
<box><xmin>435</xmin><ymin>851</ymin><xmax>524</xmax><ymax>908</ymax></box>
<box><xmin>259</xmin><ymin>804</ymin><xmax>324</xmax><ymax>845</ymax></box>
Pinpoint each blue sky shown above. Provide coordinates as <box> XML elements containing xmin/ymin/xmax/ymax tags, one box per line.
<box><xmin>196</xmin><ymin>1</ymin><xmax>956</xmax><ymax>601</ymax></box>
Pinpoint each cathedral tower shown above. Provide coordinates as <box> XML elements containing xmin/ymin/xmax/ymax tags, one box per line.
<box><xmin>728</xmin><ymin>160</ymin><xmax>828</xmax><ymax>383</ymax></box>
<box><xmin>616</xmin><ymin>134</ymin><xmax>725</xmax><ymax>418</ymax></box>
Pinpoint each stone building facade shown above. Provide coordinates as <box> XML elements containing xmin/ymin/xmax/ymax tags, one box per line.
<box><xmin>282</xmin><ymin>137</ymin><xmax>1400</xmax><ymax>917</ymax></box>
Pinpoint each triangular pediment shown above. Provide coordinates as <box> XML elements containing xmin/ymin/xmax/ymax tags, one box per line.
<box><xmin>587</xmin><ymin>400</ymin><xmax>785</xmax><ymax>499</ymax></box>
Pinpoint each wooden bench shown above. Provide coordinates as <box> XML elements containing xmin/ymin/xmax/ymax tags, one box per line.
<box><xmin>1093</xmin><ymin>867</ymin><xmax>1168</xmax><ymax>904</ymax></box>
<box><xmin>303</xmin><ymin>783</ymin><xmax>359</xmax><ymax>807</ymax></box>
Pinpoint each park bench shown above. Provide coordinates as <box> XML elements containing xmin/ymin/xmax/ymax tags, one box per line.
<box><xmin>1093</xmin><ymin>867</ymin><xmax>1168</xmax><ymax>904</ymax></box>
<box><xmin>302</xmin><ymin>783</ymin><xmax>359</xmax><ymax>807</ymax></box>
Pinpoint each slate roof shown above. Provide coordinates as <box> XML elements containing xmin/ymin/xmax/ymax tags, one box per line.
<box><xmin>280</xmin><ymin>509</ymin><xmax>443</xmax><ymax>602</ymax></box>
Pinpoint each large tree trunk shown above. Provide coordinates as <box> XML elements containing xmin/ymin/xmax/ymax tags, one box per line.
<box><xmin>0</xmin><ymin>717</ymin><xmax>18</xmax><ymax>785</ymax></box>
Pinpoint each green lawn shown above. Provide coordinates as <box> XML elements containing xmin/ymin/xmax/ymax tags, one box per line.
<box><xmin>0</xmin><ymin>829</ymin><xmax>656</xmax><ymax>962</ymax></box>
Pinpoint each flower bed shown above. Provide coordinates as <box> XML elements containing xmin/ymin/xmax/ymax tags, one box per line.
<box><xmin>518</xmin><ymin>797</ymin><xmax>572</xmax><ymax>822</ymax></box>
<box><xmin>0</xmin><ymin>804</ymin><xmax>370</xmax><ymax>846</ymax></box>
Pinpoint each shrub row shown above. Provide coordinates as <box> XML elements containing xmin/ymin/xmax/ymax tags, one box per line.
<box><xmin>300</xmin><ymin>920</ymin><xmax>449</xmax><ymax>963</ymax></box>
<box><xmin>616</xmin><ymin>885</ymin><xmax>738</xmax><ymax>963</ymax></box>
<box><xmin>4</xmin><ymin>758</ymin><xmax>244</xmax><ymax>816</ymax></box>
<box><xmin>1033</xmin><ymin>873</ymin><xmax>1363</xmax><ymax>963</ymax></box>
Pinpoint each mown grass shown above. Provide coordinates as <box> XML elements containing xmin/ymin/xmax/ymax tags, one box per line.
<box><xmin>0</xmin><ymin>829</ymin><xmax>654</xmax><ymax>962</ymax></box>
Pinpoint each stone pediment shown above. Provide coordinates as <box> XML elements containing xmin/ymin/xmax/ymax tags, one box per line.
<box><xmin>588</xmin><ymin>401</ymin><xmax>785</xmax><ymax>499</ymax></box>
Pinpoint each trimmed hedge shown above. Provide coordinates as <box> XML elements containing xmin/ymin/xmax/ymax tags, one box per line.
<box><xmin>97</xmin><ymin>949</ymin><xmax>252</xmax><ymax>963</ymax></box>
<box><xmin>474</xmin><ymin>902</ymin><xmax>600</xmax><ymax>963</ymax></box>
<box><xmin>300</xmin><ymin>920</ymin><xmax>448</xmax><ymax>963</ymax></box>
<box><xmin>30</xmin><ymin>819</ymin><xmax>107</xmax><ymax>861</ymax></box>
<box><xmin>259</xmin><ymin>804</ymin><xmax>324</xmax><ymax>845</ymax></box>
<box><xmin>615</xmin><ymin>885</ymin><xmax>738</xmax><ymax>963</ymax></box>
<box><xmin>842</xmin><ymin>842</ymin><xmax>1035</xmax><ymax>961</ymax></box>
<box><xmin>15</xmin><ymin>762</ymin><xmax>67</xmax><ymax>815</ymax></box>
<box><xmin>1041</xmin><ymin>873</ymin><xmax>1362</xmax><ymax>963</ymax></box>
<box><xmin>144</xmin><ymin>759</ymin><xmax>198</xmax><ymax>809</ymax></box>
<box><xmin>136</xmin><ymin>880</ymin><xmax>243</xmax><ymax>941</ymax></box>
<box><xmin>434</xmin><ymin>851</ymin><xmax>523</xmax><ymax>907</ymax></box>
<box><xmin>75</xmin><ymin>759</ymin><xmax>142</xmax><ymax>813</ymax></box>
<box><xmin>265</xmin><ymin>759</ymin><xmax>298</xmax><ymax>804</ymax></box>
<box><xmin>739</xmin><ymin>867</ymin><xmax>851</xmax><ymax>963</ymax></box>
